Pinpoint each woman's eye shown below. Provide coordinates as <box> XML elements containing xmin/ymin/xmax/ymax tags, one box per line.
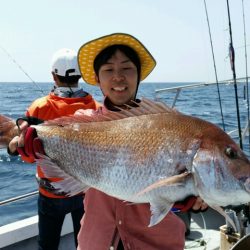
<box><xmin>104</xmin><ymin>68</ymin><xmax>113</xmax><ymax>72</ymax></box>
<box><xmin>225</xmin><ymin>146</ymin><xmax>238</xmax><ymax>159</ymax></box>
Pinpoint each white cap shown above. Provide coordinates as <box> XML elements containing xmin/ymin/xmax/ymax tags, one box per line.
<box><xmin>51</xmin><ymin>48</ymin><xmax>81</xmax><ymax>77</ymax></box>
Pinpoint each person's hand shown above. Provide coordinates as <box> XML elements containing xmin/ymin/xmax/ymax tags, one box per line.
<box><xmin>8</xmin><ymin>136</ymin><xmax>20</xmax><ymax>155</ymax></box>
<box><xmin>17</xmin><ymin>127</ymin><xmax>45</xmax><ymax>159</ymax></box>
<box><xmin>172</xmin><ymin>196</ymin><xmax>208</xmax><ymax>212</ymax></box>
<box><xmin>7</xmin><ymin>120</ymin><xmax>29</xmax><ymax>155</ymax></box>
<box><xmin>191</xmin><ymin>197</ymin><xmax>208</xmax><ymax>212</ymax></box>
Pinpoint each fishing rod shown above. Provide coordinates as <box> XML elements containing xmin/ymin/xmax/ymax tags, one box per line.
<box><xmin>0</xmin><ymin>47</ymin><xmax>45</xmax><ymax>206</ymax></box>
<box><xmin>241</xmin><ymin>0</ymin><xmax>250</xmax><ymax>231</ymax></box>
<box><xmin>226</xmin><ymin>0</ymin><xmax>243</xmax><ymax>149</ymax></box>
<box><xmin>0</xmin><ymin>46</ymin><xmax>45</xmax><ymax>209</ymax></box>
<box><xmin>0</xmin><ymin>45</ymin><xmax>45</xmax><ymax>96</ymax></box>
<box><xmin>225</xmin><ymin>0</ymin><xmax>250</xmax><ymax>238</ymax></box>
<box><xmin>203</xmin><ymin>0</ymin><xmax>225</xmax><ymax>131</ymax></box>
<box><xmin>0</xmin><ymin>191</ymin><xmax>38</xmax><ymax>206</ymax></box>
<box><xmin>241</xmin><ymin>0</ymin><xmax>250</xmax><ymax>151</ymax></box>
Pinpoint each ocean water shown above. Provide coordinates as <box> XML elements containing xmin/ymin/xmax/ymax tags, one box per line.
<box><xmin>0</xmin><ymin>81</ymin><xmax>249</xmax><ymax>226</ymax></box>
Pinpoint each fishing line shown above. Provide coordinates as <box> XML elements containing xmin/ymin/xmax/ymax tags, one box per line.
<box><xmin>226</xmin><ymin>0</ymin><xmax>243</xmax><ymax>149</ymax></box>
<box><xmin>241</xmin><ymin>0</ymin><xmax>250</xmax><ymax>151</ymax></box>
<box><xmin>203</xmin><ymin>0</ymin><xmax>225</xmax><ymax>131</ymax></box>
<box><xmin>0</xmin><ymin>45</ymin><xmax>45</xmax><ymax>96</ymax></box>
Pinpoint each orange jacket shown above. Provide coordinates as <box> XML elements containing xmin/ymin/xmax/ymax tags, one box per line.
<box><xmin>24</xmin><ymin>91</ymin><xmax>100</xmax><ymax>198</ymax></box>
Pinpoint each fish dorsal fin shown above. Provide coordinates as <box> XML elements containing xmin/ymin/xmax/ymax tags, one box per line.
<box><xmin>137</xmin><ymin>98</ymin><xmax>176</xmax><ymax>114</ymax></box>
<box><xmin>42</xmin><ymin>98</ymin><xmax>178</xmax><ymax>127</ymax></box>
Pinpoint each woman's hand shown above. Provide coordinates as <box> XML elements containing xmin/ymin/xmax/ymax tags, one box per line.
<box><xmin>17</xmin><ymin>127</ymin><xmax>43</xmax><ymax>158</ymax></box>
<box><xmin>172</xmin><ymin>196</ymin><xmax>208</xmax><ymax>212</ymax></box>
<box><xmin>8</xmin><ymin>120</ymin><xmax>45</xmax><ymax>159</ymax></box>
<box><xmin>8</xmin><ymin>135</ymin><xmax>20</xmax><ymax>154</ymax></box>
<box><xmin>8</xmin><ymin>120</ymin><xmax>29</xmax><ymax>155</ymax></box>
<box><xmin>191</xmin><ymin>197</ymin><xmax>208</xmax><ymax>211</ymax></box>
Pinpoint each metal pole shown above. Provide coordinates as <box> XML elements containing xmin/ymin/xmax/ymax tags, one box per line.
<box><xmin>0</xmin><ymin>191</ymin><xmax>38</xmax><ymax>206</ymax></box>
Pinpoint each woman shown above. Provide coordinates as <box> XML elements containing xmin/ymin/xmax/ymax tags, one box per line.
<box><xmin>75</xmin><ymin>33</ymin><xmax>207</xmax><ymax>250</ymax></box>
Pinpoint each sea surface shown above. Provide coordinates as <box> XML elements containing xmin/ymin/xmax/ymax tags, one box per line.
<box><xmin>0</xmin><ymin>81</ymin><xmax>249</xmax><ymax>226</ymax></box>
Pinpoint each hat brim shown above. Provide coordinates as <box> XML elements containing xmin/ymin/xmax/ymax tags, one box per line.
<box><xmin>78</xmin><ymin>33</ymin><xmax>156</xmax><ymax>85</ymax></box>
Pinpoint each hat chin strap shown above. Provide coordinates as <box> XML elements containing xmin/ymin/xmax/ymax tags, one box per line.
<box><xmin>134</xmin><ymin>78</ymin><xmax>141</xmax><ymax>99</ymax></box>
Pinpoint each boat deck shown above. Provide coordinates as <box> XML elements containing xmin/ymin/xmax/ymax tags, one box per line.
<box><xmin>185</xmin><ymin>218</ymin><xmax>221</xmax><ymax>250</ymax></box>
<box><xmin>183</xmin><ymin>208</ymin><xmax>224</xmax><ymax>250</ymax></box>
<box><xmin>0</xmin><ymin>208</ymin><xmax>248</xmax><ymax>250</ymax></box>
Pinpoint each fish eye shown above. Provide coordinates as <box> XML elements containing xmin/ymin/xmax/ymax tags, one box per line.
<box><xmin>225</xmin><ymin>146</ymin><xmax>238</xmax><ymax>159</ymax></box>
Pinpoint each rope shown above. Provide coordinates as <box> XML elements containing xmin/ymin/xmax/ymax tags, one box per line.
<box><xmin>203</xmin><ymin>0</ymin><xmax>225</xmax><ymax>131</ymax></box>
<box><xmin>226</xmin><ymin>0</ymin><xmax>243</xmax><ymax>149</ymax></box>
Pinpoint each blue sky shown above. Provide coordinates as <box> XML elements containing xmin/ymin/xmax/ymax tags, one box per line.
<box><xmin>0</xmin><ymin>0</ymin><xmax>249</xmax><ymax>83</ymax></box>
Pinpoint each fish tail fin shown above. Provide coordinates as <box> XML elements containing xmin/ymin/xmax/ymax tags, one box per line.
<box><xmin>0</xmin><ymin>115</ymin><xmax>17</xmax><ymax>148</ymax></box>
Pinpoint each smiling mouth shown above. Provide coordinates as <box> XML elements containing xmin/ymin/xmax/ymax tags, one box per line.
<box><xmin>112</xmin><ymin>86</ymin><xmax>127</xmax><ymax>92</ymax></box>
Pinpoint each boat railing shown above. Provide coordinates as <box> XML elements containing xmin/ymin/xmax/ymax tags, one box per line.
<box><xmin>155</xmin><ymin>77</ymin><xmax>250</xmax><ymax>143</ymax></box>
<box><xmin>0</xmin><ymin>190</ymin><xmax>38</xmax><ymax>206</ymax></box>
<box><xmin>155</xmin><ymin>77</ymin><xmax>248</xmax><ymax>106</ymax></box>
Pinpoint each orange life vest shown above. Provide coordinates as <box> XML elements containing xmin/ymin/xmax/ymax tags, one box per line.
<box><xmin>23</xmin><ymin>92</ymin><xmax>100</xmax><ymax>198</ymax></box>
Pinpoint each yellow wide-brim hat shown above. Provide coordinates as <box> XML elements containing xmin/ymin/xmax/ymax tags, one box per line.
<box><xmin>78</xmin><ymin>33</ymin><xmax>156</xmax><ymax>85</ymax></box>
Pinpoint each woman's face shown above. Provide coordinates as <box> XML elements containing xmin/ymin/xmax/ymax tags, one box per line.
<box><xmin>96</xmin><ymin>50</ymin><xmax>138</xmax><ymax>106</ymax></box>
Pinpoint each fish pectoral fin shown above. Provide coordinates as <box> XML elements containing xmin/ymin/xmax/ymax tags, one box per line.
<box><xmin>149</xmin><ymin>200</ymin><xmax>173</xmax><ymax>227</ymax></box>
<box><xmin>51</xmin><ymin>178</ymin><xmax>89</xmax><ymax>197</ymax></box>
<box><xmin>36</xmin><ymin>154</ymin><xmax>89</xmax><ymax>196</ymax></box>
<box><xmin>132</xmin><ymin>172</ymin><xmax>190</xmax><ymax>199</ymax></box>
<box><xmin>36</xmin><ymin>154</ymin><xmax>69</xmax><ymax>178</ymax></box>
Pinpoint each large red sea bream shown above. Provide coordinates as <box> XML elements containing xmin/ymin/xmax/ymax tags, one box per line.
<box><xmin>1</xmin><ymin>99</ymin><xmax>250</xmax><ymax>227</ymax></box>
